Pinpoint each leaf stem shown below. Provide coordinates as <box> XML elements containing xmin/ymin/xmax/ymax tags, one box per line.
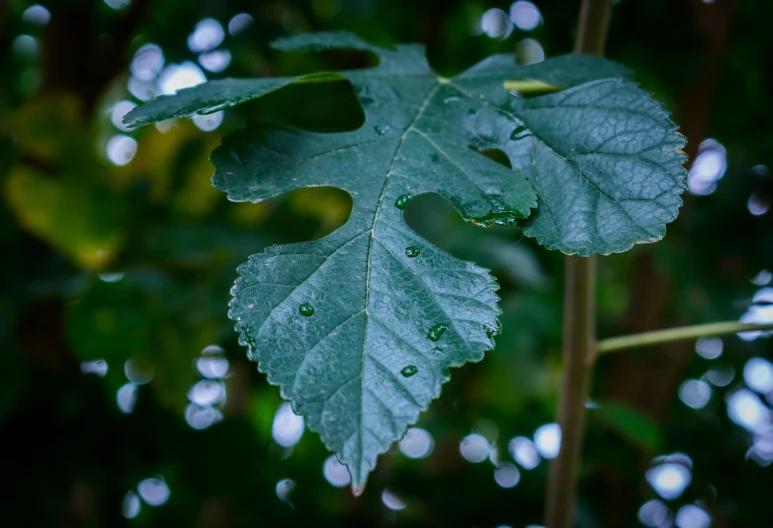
<box><xmin>598</xmin><ymin>321</ymin><xmax>773</xmax><ymax>354</ymax></box>
<box><xmin>545</xmin><ymin>1</ymin><xmax>612</xmax><ymax>527</ymax></box>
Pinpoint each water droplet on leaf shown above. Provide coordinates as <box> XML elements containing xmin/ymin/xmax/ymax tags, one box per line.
<box><xmin>374</xmin><ymin>125</ymin><xmax>391</xmax><ymax>136</ymax></box>
<box><xmin>470</xmin><ymin>196</ymin><xmax>521</xmax><ymax>227</ymax></box>
<box><xmin>510</xmin><ymin>125</ymin><xmax>530</xmax><ymax>140</ymax></box>
<box><xmin>299</xmin><ymin>302</ymin><xmax>315</xmax><ymax>316</ymax></box>
<box><xmin>443</xmin><ymin>96</ymin><xmax>460</xmax><ymax>104</ymax></box>
<box><xmin>485</xmin><ymin>320</ymin><xmax>502</xmax><ymax>338</ymax></box>
<box><xmin>428</xmin><ymin>323</ymin><xmax>448</xmax><ymax>341</ymax></box>
<box><xmin>394</xmin><ymin>194</ymin><xmax>411</xmax><ymax>209</ymax></box>
<box><xmin>401</xmin><ymin>365</ymin><xmax>418</xmax><ymax>377</ymax></box>
<box><xmin>405</xmin><ymin>246</ymin><xmax>420</xmax><ymax>258</ymax></box>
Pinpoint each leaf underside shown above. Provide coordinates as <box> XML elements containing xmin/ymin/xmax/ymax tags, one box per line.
<box><xmin>125</xmin><ymin>31</ymin><xmax>687</xmax><ymax>489</ymax></box>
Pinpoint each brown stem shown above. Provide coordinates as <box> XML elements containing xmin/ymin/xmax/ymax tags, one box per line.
<box><xmin>544</xmin><ymin>1</ymin><xmax>612</xmax><ymax>527</ymax></box>
<box><xmin>546</xmin><ymin>256</ymin><xmax>598</xmax><ymax>528</ymax></box>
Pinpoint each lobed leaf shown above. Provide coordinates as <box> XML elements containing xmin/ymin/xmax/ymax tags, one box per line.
<box><xmin>126</xmin><ymin>31</ymin><xmax>687</xmax><ymax>489</ymax></box>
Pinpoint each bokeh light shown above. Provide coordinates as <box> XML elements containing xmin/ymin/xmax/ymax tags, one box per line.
<box><xmin>185</xmin><ymin>403</ymin><xmax>223</xmax><ymax>430</ymax></box>
<box><xmin>199</xmin><ymin>49</ymin><xmax>232</xmax><ymax>73</ymax></box>
<box><xmin>81</xmin><ymin>360</ymin><xmax>108</xmax><ymax>377</ymax></box>
<box><xmin>188</xmin><ymin>380</ymin><xmax>226</xmax><ymax>406</ymax></box>
<box><xmin>510</xmin><ymin>1</ymin><xmax>542</xmax><ymax>31</ymax></box>
<box><xmin>116</xmin><ymin>383</ymin><xmax>138</xmax><ymax>414</ymax></box>
<box><xmin>508</xmin><ymin>436</ymin><xmax>540</xmax><ymax>469</ymax></box>
<box><xmin>748</xmin><ymin>192</ymin><xmax>770</xmax><ymax>216</ymax></box>
<box><xmin>187</xmin><ymin>18</ymin><xmax>225</xmax><ymax>53</ymax></box>
<box><xmin>228</xmin><ymin>13</ymin><xmax>254</xmax><ymax>36</ymax></box>
<box><xmin>695</xmin><ymin>337</ymin><xmax>722</xmax><ymax>360</ymax></box>
<box><xmin>104</xmin><ymin>0</ymin><xmax>131</xmax><ymax>10</ymax></box>
<box><xmin>159</xmin><ymin>62</ymin><xmax>206</xmax><ymax>95</ymax></box>
<box><xmin>675</xmin><ymin>504</ymin><xmax>711</xmax><ymax>528</ymax></box>
<box><xmin>196</xmin><ymin>345</ymin><xmax>229</xmax><ymax>378</ymax></box>
<box><xmin>679</xmin><ymin>379</ymin><xmax>711</xmax><ymax>410</ymax></box>
<box><xmin>106</xmin><ymin>135</ymin><xmax>138</xmax><ymax>166</ymax></box>
<box><xmin>534</xmin><ymin>423</ymin><xmax>561</xmax><ymax>459</ymax></box>
<box><xmin>137</xmin><ymin>477</ymin><xmax>170</xmax><ymax>506</ymax></box>
<box><xmin>726</xmin><ymin>389</ymin><xmax>770</xmax><ymax>432</ymax></box>
<box><xmin>398</xmin><ymin>427</ymin><xmax>434</xmax><ymax>459</ymax></box>
<box><xmin>705</xmin><ymin>367</ymin><xmax>735</xmax><ymax>387</ymax></box>
<box><xmin>638</xmin><ymin>499</ymin><xmax>672</xmax><ymax>528</ymax></box>
<box><xmin>687</xmin><ymin>139</ymin><xmax>727</xmax><ymax>196</ymax></box>
<box><xmin>381</xmin><ymin>489</ymin><xmax>407</xmax><ymax>510</ymax></box>
<box><xmin>193</xmin><ymin>111</ymin><xmax>224</xmax><ymax>132</ymax></box>
<box><xmin>98</xmin><ymin>272</ymin><xmax>125</xmax><ymax>283</ymax></box>
<box><xmin>752</xmin><ymin>269</ymin><xmax>772</xmax><ymax>286</ymax></box>
<box><xmin>646</xmin><ymin>455</ymin><xmax>692</xmax><ymax>500</ymax></box>
<box><xmin>22</xmin><ymin>5</ymin><xmax>50</xmax><ymax>25</ymax></box>
<box><xmin>272</xmin><ymin>402</ymin><xmax>305</xmax><ymax>448</ymax></box>
<box><xmin>121</xmin><ymin>491</ymin><xmax>141</xmax><ymax>519</ymax></box>
<box><xmin>12</xmin><ymin>35</ymin><xmax>38</xmax><ymax>58</ymax></box>
<box><xmin>275</xmin><ymin>479</ymin><xmax>295</xmax><ymax>504</ymax></box>
<box><xmin>494</xmin><ymin>462</ymin><xmax>521</xmax><ymax>488</ymax></box>
<box><xmin>323</xmin><ymin>455</ymin><xmax>351</xmax><ymax>487</ymax></box>
<box><xmin>480</xmin><ymin>8</ymin><xmax>513</xmax><ymax>39</ymax></box>
<box><xmin>744</xmin><ymin>357</ymin><xmax>773</xmax><ymax>393</ymax></box>
<box><xmin>516</xmin><ymin>38</ymin><xmax>545</xmax><ymax>64</ymax></box>
<box><xmin>125</xmin><ymin>358</ymin><xmax>152</xmax><ymax>385</ymax></box>
<box><xmin>459</xmin><ymin>433</ymin><xmax>490</xmax><ymax>463</ymax></box>
<box><xmin>131</xmin><ymin>44</ymin><xmax>165</xmax><ymax>82</ymax></box>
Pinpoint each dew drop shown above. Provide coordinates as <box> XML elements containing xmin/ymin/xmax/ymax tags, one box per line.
<box><xmin>428</xmin><ymin>323</ymin><xmax>448</xmax><ymax>341</ymax></box>
<box><xmin>510</xmin><ymin>125</ymin><xmax>530</xmax><ymax>140</ymax></box>
<box><xmin>374</xmin><ymin>125</ymin><xmax>391</xmax><ymax>136</ymax></box>
<box><xmin>486</xmin><ymin>320</ymin><xmax>502</xmax><ymax>338</ymax></box>
<box><xmin>405</xmin><ymin>246</ymin><xmax>420</xmax><ymax>258</ymax></box>
<box><xmin>401</xmin><ymin>365</ymin><xmax>418</xmax><ymax>377</ymax></box>
<box><xmin>394</xmin><ymin>194</ymin><xmax>411</xmax><ymax>209</ymax></box>
<box><xmin>299</xmin><ymin>302</ymin><xmax>315</xmax><ymax>316</ymax></box>
<box><xmin>443</xmin><ymin>96</ymin><xmax>460</xmax><ymax>104</ymax></box>
<box><xmin>242</xmin><ymin>323</ymin><xmax>254</xmax><ymax>334</ymax></box>
<box><xmin>432</xmin><ymin>347</ymin><xmax>442</xmax><ymax>355</ymax></box>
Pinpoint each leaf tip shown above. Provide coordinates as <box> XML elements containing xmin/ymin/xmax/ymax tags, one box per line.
<box><xmin>351</xmin><ymin>482</ymin><xmax>367</xmax><ymax>497</ymax></box>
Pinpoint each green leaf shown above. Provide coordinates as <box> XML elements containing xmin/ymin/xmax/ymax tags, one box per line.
<box><xmin>594</xmin><ymin>400</ymin><xmax>662</xmax><ymax>452</ymax></box>
<box><xmin>125</xmin><ymin>31</ymin><xmax>686</xmax><ymax>489</ymax></box>
<box><xmin>453</xmin><ymin>55</ymin><xmax>687</xmax><ymax>256</ymax></box>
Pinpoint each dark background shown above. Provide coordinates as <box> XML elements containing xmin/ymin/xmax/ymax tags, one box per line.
<box><xmin>1</xmin><ymin>0</ymin><xmax>772</xmax><ymax>526</ymax></box>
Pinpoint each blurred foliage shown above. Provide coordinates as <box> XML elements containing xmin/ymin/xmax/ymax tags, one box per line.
<box><xmin>1</xmin><ymin>0</ymin><xmax>773</xmax><ymax>526</ymax></box>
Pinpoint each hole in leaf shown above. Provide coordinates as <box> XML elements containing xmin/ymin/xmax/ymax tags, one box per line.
<box><xmin>503</xmin><ymin>79</ymin><xmax>562</xmax><ymax>99</ymax></box>
<box><xmin>239</xmin><ymin>80</ymin><xmax>365</xmax><ymax>133</ymax></box>
<box><xmin>403</xmin><ymin>193</ymin><xmax>546</xmax><ymax>292</ymax></box>
<box><xmin>476</xmin><ymin>148</ymin><xmax>512</xmax><ymax>169</ymax></box>
<box><xmin>403</xmin><ymin>192</ymin><xmax>519</xmax><ymax>254</ymax></box>
<box><xmin>279</xmin><ymin>49</ymin><xmax>380</xmax><ymax>76</ymax></box>
<box><xmin>479</xmin><ymin>149</ymin><xmax>513</xmax><ymax>169</ymax></box>
<box><xmin>226</xmin><ymin>186</ymin><xmax>352</xmax><ymax>246</ymax></box>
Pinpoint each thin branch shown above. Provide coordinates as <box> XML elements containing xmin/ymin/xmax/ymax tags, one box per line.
<box><xmin>598</xmin><ymin>321</ymin><xmax>773</xmax><ymax>353</ymax></box>
<box><xmin>546</xmin><ymin>256</ymin><xmax>597</xmax><ymax>528</ymax></box>
<box><xmin>545</xmin><ymin>1</ymin><xmax>613</xmax><ymax>528</ymax></box>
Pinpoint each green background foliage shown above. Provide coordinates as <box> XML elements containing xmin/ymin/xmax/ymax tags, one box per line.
<box><xmin>1</xmin><ymin>0</ymin><xmax>772</xmax><ymax>526</ymax></box>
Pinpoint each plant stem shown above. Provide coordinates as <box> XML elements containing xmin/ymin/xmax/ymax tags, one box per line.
<box><xmin>545</xmin><ymin>2</ymin><xmax>612</xmax><ymax>527</ymax></box>
<box><xmin>546</xmin><ymin>256</ymin><xmax>597</xmax><ymax>528</ymax></box>
<box><xmin>573</xmin><ymin>0</ymin><xmax>613</xmax><ymax>56</ymax></box>
<box><xmin>598</xmin><ymin>321</ymin><xmax>773</xmax><ymax>354</ymax></box>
